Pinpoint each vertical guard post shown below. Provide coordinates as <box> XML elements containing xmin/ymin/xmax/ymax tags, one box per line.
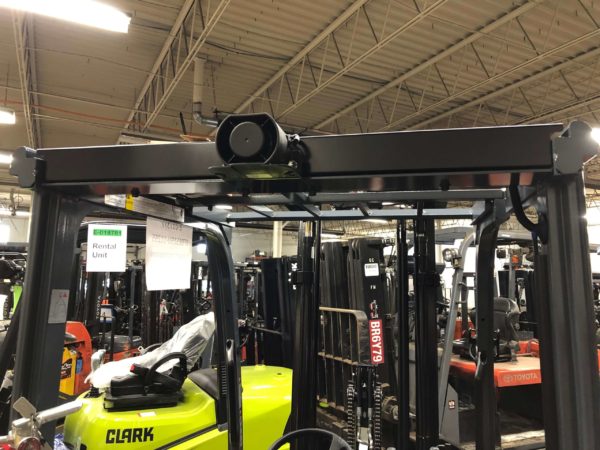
<box><xmin>205</xmin><ymin>225</ymin><xmax>243</xmax><ymax>450</ymax></box>
<box><xmin>11</xmin><ymin>190</ymin><xmax>92</xmax><ymax>440</ymax></box>
<box><xmin>413</xmin><ymin>203</ymin><xmax>439</xmax><ymax>449</ymax></box>
<box><xmin>396</xmin><ymin>220</ymin><xmax>411</xmax><ymax>449</ymax></box>
<box><xmin>473</xmin><ymin>200</ymin><xmax>505</xmax><ymax>450</ymax></box>
<box><xmin>290</xmin><ymin>222</ymin><xmax>320</xmax><ymax>436</ymax></box>
<box><xmin>536</xmin><ymin>121</ymin><xmax>600</xmax><ymax>450</ymax></box>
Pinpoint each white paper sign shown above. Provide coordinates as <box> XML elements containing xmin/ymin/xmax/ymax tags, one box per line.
<box><xmin>48</xmin><ymin>289</ymin><xmax>69</xmax><ymax>324</ymax></box>
<box><xmin>86</xmin><ymin>225</ymin><xmax>127</xmax><ymax>272</ymax></box>
<box><xmin>145</xmin><ymin>217</ymin><xmax>193</xmax><ymax>291</ymax></box>
<box><xmin>364</xmin><ymin>263</ymin><xmax>379</xmax><ymax>277</ymax></box>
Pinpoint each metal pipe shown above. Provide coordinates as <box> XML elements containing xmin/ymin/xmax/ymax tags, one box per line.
<box><xmin>438</xmin><ymin>230</ymin><xmax>475</xmax><ymax>432</ymax></box>
<box><xmin>36</xmin><ymin>400</ymin><xmax>82</xmax><ymax>425</ymax></box>
<box><xmin>192</xmin><ymin>58</ymin><xmax>219</xmax><ymax>128</ymax></box>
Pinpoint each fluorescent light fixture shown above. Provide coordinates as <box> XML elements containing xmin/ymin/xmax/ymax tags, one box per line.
<box><xmin>585</xmin><ymin>207</ymin><xmax>600</xmax><ymax>226</ymax></box>
<box><xmin>0</xmin><ymin>224</ymin><xmax>8</xmax><ymax>244</ymax></box>
<box><xmin>382</xmin><ymin>201</ymin><xmax>395</xmax><ymax>206</ymax></box>
<box><xmin>0</xmin><ymin>153</ymin><xmax>12</xmax><ymax>165</ymax></box>
<box><xmin>592</xmin><ymin>128</ymin><xmax>600</xmax><ymax>144</ymax></box>
<box><xmin>362</xmin><ymin>218</ymin><xmax>389</xmax><ymax>225</ymax></box>
<box><xmin>322</xmin><ymin>233</ymin><xmax>340</xmax><ymax>239</ymax></box>
<box><xmin>214</xmin><ymin>204</ymin><xmax>233</xmax><ymax>211</ymax></box>
<box><xmin>0</xmin><ymin>0</ymin><xmax>131</xmax><ymax>33</ymax></box>
<box><xmin>0</xmin><ymin>209</ymin><xmax>29</xmax><ymax>217</ymax></box>
<box><xmin>0</xmin><ymin>107</ymin><xmax>15</xmax><ymax>125</ymax></box>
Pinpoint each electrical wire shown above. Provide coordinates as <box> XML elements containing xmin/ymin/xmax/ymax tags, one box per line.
<box><xmin>1</xmin><ymin>99</ymin><xmax>209</xmax><ymax>139</ymax></box>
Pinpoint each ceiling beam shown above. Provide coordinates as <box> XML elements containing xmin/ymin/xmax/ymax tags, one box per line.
<box><xmin>122</xmin><ymin>0</ymin><xmax>231</xmax><ymax>137</ymax></box>
<box><xmin>11</xmin><ymin>12</ymin><xmax>41</xmax><ymax>148</ymax></box>
<box><xmin>312</xmin><ymin>0</ymin><xmax>542</xmax><ymax>131</ymax></box>
<box><xmin>405</xmin><ymin>45</ymin><xmax>600</xmax><ymax>130</ymax></box>
<box><xmin>386</xmin><ymin>26</ymin><xmax>600</xmax><ymax>131</ymax></box>
<box><xmin>271</xmin><ymin>0</ymin><xmax>449</xmax><ymax>121</ymax></box>
<box><xmin>229</xmin><ymin>0</ymin><xmax>371</xmax><ymax>117</ymax></box>
<box><xmin>517</xmin><ymin>90</ymin><xmax>600</xmax><ymax>124</ymax></box>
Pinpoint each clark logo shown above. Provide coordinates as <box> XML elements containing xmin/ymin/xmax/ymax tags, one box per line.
<box><xmin>106</xmin><ymin>427</ymin><xmax>154</xmax><ymax>444</ymax></box>
<box><xmin>369</xmin><ymin>319</ymin><xmax>385</xmax><ymax>364</ymax></box>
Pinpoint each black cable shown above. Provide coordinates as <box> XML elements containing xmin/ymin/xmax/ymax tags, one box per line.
<box><xmin>509</xmin><ymin>174</ymin><xmax>537</xmax><ymax>232</ymax></box>
<box><xmin>509</xmin><ymin>173</ymin><xmax>547</xmax><ymax>242</ymax></box>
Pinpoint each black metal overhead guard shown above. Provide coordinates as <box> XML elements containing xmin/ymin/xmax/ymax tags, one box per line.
<box><xmin>7</xmin><ymin>114</ymin><xmax>600</xmax><ymax>450</ymax></box>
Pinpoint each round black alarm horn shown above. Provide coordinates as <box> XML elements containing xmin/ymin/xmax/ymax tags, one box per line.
<box><xmin>216</xmin><ymin>113</ymin><xmax>290</xmax><ymax>164</ymax></box>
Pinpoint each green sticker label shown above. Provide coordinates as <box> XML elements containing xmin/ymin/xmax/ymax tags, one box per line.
<box><xmin>93</xmin><ymin>229</ymin><xmax>122</xmax><ymax>237</ymax></box>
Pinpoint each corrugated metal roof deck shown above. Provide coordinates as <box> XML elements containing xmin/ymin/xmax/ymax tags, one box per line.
<box><xmin>1</xmin><ymin>0</ymin><xmax>600</xmax><ymax>183</ymax></box>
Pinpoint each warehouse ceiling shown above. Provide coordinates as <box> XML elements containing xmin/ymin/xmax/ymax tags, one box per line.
<box><xmin>3</xmin><ymin>0</ymin><xmax>600</xmax><ymax>188</ymax></box>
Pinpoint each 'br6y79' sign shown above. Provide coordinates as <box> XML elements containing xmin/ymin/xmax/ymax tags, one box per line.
<box><xmin>369</xmin><ymin>319</ymin><xmax>385</xmax><ymax>365</ymax></box>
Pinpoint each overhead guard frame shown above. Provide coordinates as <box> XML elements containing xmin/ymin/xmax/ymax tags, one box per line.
<box><xmin>7</xmin><ymin>120</ymin><xmax>600</xmax><ymax>450</ymax></box>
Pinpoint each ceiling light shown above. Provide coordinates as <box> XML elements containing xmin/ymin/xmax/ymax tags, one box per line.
<box><xmin>592</xmin><ymin>128</ymin><xmax>600</xmax><ymax>145</ymax></box>
<box><xmin>0</xmin><ymin>224</ymin><xmax>8</xmax><ymax>244</ymax></box>
<box><xmin>0</xmin><ymin>0</ymin><xmax>131</xmax><ymax>33</ymax></box>
<box><xmin>321</xmin><ymin>233</ymin><xmax>340</xmax><ymax>239</ymax></box>
<box><xmin>0</xmin><ymin>153</ymin><xmax>13</xmax><ymax>165</ymax></box>
<box><xmin>585</xmin><ymin>207</ymin><xmax>600</xmax><ymax>226</ymax></box>
<box><xmin>382</xmin><ymin>202</ymin><xmax>395</xmax><ymax>206</ymax></box>
<box><xmin>0</xmin><ymin>107</ymin><xmax>15</xmax><ymax>125</ymax></box>
<box><xmin>0</xmin><ymin>209</ymin><xmax>29</xmax><ymax>217</ymax></box>
<box><xmin>362</xmin><ymin>218</ymin><xmax>389</xmax><ymax>225</ymax></box>
<box><xmin>214</xmin><ymin>204</ymin><xmax>233</xmax><ymax>211</ymax></box>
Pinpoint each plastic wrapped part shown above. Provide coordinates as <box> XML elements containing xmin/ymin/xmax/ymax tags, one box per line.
<box><xmin>88</xmin><ymin>312</ymin><xmax>215</xmax><ymax>389</ymax></box>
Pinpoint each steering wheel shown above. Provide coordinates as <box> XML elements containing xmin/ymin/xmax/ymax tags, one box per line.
<box><xmin>268</xmin><ymin>428</ymin><xmax>352</xmax><ymax>450</ymax></box>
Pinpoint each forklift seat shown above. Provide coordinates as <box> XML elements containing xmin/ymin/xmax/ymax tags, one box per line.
<box><xmin>492</xmin><ymin>297</ymin><xmax>520</xmax><ymax>342</ymax></box>
<box><xmin>456</xmin><ymin>297</ymin><xmax>521</xmax><ymax>361</ymax></box>
<box><xmin>188</xmin><ymin>368</ymin><xmax>219</xmax><ymax>400</ymax></box>
<box><xmin>104</xmin><ymin>353</ymin><xmax>187</xmax><ymax>411</ymax></box>
<box><xmin>467</xmin><ymin>297</ymin><xmax>520</xmax><ymax>343</ymax></box>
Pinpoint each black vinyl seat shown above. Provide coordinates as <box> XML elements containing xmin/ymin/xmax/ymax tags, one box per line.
<box><xmin>492</xmin><ymin>297</ymin><xmax>520</xmax><ymax>343</ymax></box>
<box><xmin>454</xmin><ymin>297</ymin><xmax>521</xmax><ymax>361</ymax></box>
<box><xmin>103</xmin><ymin>353</ymin><xmax>186</xmax><ymax>411</ymax></box>
<box><xmin>188</xmin><ymin>368</ymin><xmax>219</xmax><ymax>400</ymax></box>
<box><xmin>467</xmin><ymin>297</ymin><xmax>520</xmax><ymax>342</ymax></box>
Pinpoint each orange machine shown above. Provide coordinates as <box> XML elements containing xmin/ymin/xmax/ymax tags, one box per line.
<box><xmin>59</xmin><ymin>320</ymin><xmax>143</xmax><ymax>398</ymax></box>
<box><xmin>60</xmin><ymin>321</ymin><xmax>93</xmax><ymax>398</ymax></box>
<box><xmin>450</xmin><ymin>339</ymin><xmax>600</xmax><ymax>387</ymax></box>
